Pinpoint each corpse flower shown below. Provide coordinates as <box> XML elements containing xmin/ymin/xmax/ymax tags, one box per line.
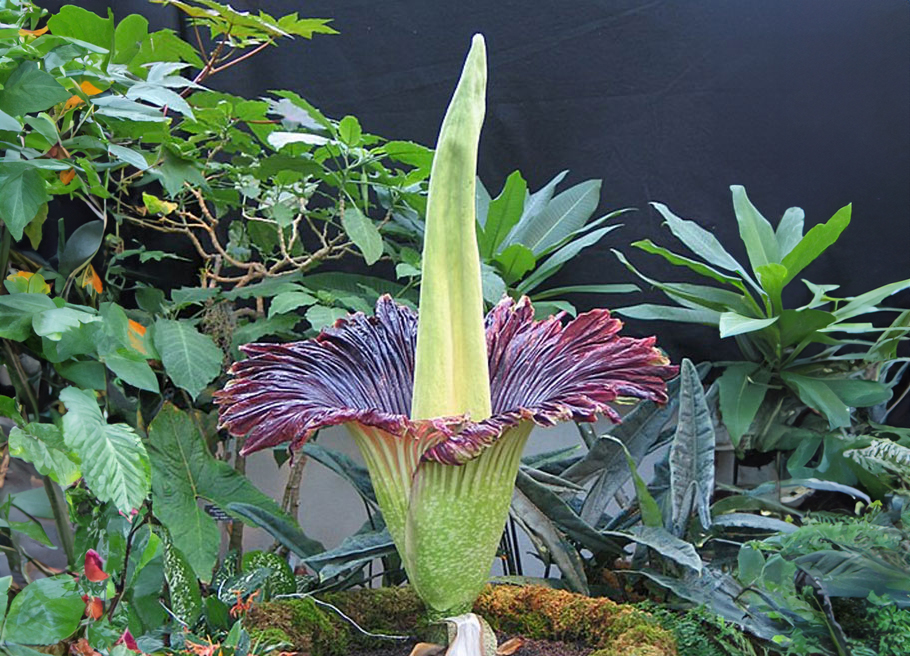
<box><xmin>217</xmin><ymin>35</ymin><xmax>675</xmax><ymax>625</ymax></box>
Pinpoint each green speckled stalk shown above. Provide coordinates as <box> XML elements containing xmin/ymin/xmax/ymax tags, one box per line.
<box><xmin>405</xmin><ymin>424</ymin><xmax>532</xmax><ymax>618</ymax></box>
<box><xmin>350</xmin><ymin>423</ymin><xmax>532</xmax><ymax>618</ymax></box>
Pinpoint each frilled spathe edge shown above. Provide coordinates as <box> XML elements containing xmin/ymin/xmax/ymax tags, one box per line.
<box><xmin>215</xmin><ymin>295</ymin><xmax>678</xmax><ymax>465</ymax></box>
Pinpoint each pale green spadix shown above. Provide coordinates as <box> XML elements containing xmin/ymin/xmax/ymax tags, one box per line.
<box><xmin>411</xmin><ymin>34</ymin><xmax>492</xmax><ymax>422</ymax></box>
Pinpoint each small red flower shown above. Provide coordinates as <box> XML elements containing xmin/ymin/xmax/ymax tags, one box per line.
<box><xmin>84</xmin><ymin>549</ymin><xmax>109</xmax><ymax>582</ymax></box>
<box><xmin>114</xmin><ymin>629</ymin><xmax>140</xmax><ymax>652</ymax></box>
<box><xmin>81</xmin><ymin>594</ymin><xmax>104</xmax><ymax>620</ymax></box>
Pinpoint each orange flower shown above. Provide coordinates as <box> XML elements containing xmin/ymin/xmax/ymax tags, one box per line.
<box><xmin>84</xmin><ymin>549</ymin><xmax>108</xmax><ymax>582</ymax></box>
<box><xmin>64</xmin><ymin>80</ymin><xmax>103</xmax><ymax>111</ymax></box>
<box><xmin>18</xmin><ymin>26</ymin><xmax>48</xmax><ymax>37</ymax></box>
<box><xmin>229</xmin><ymin>588</ymin><xmax>259</xmax><ymax>618</ymax></box>
<box><xmin>185</xmin><ymin>637</ymin><xmax>219</xmax><ymax>656</ymax></box>
<box><xmin>59</xmin><ymin>168</ymin><xmax>76</xmax><ymax>185</ymax></box>
<box><xmin>81</xmin><ymin>594</ymin><xmax>104</xmax><ymax>620</ymax></box>
<box><xmin>65</xmin><ymin>96</ymin><xmax>85</xmax><ymax>111</ymax></box>
<box><xmin>80</xmin><ymin>264</ymin><xmax>103</xmax><ymax>295</ymax></box>
<box><xmin>70</xmin><ymin>638</ymin><xmax>100</xmax><ymax>656</ymax></box>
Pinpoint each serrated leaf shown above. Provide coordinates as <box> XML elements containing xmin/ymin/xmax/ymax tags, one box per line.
<box><xmin>337</xmin><ymin>115</ymin><xmax>361</xmax><ymax>146</ymax></box>
<box><xmin>341</xmin><ymin>207</ymin><xmax>383</xmax><ymax>265</ymax></box>
<box><xmin>268</xmin><ymin>290</ymin><xmax>318</xmax><ymax>318</ymax></box>
<box><xmin>149</xmin><ymin>405</ymin><xmax>288</xmax><ymax>582</ymax></box>
<box><xmin>60</xmin><ymin>387</ymin><xmax>149</xmax><ymax>515</ymax></box>
<box><xmin>153</xmin><ymin>319</ymin><xmax>223</xmax><ymax>399</ymax></box>
<box><xmin>305</xmin><ymin>305</ymin><xmax>348</xmax><ymax>330</ymax></box>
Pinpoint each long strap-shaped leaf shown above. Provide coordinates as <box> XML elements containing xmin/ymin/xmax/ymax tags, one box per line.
<box><xmin>411</xmin><ymin>35</ymin><xmax>491</xmax><ymax>421</ymax></box>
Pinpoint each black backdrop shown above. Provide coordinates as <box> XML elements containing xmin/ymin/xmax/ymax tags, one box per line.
<box><xmin>41</xmin><ymin>0</ymin><xmax>910</xmax><ymax>414</ymax></box>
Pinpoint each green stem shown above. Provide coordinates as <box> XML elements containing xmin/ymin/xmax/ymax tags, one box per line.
<box><xmin>0</xmin><ymin>225</ymin><xmax>11</xmax><ymax>281</ymax></box>
<box><xmin>42</xmin><ymin>475</ymin><xmax>75</xmax><ymax>567</ymax></box>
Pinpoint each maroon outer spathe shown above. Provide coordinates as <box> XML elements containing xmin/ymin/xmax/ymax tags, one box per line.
<box><xmin>216</xmin><ymin>295</ymin><xmax>677</xmax><ymax>465</ymax></box>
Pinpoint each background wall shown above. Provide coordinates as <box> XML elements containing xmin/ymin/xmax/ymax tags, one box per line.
<box><xmin>30</xmin><ymin>0</ymin><xmax>910</xmax><ymax>555</ymax></box>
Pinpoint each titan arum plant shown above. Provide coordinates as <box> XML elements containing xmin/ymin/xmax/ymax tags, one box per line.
<box><xmin>217</xmin><ymin>35</ymin><xmax>675</xmax><ymax>647</ymax></box>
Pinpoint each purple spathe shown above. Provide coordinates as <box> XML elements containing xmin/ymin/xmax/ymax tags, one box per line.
<box><xmin>216</xmin><ymin>295</ymin><xmax>677</xmax><ymax>465</ymax></box>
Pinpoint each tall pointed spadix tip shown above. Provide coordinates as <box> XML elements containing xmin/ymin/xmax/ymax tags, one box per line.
<box><xmin>411</xmin><ymin>34</ymin><xmax>491</xmax><ymax>423</ymax></box>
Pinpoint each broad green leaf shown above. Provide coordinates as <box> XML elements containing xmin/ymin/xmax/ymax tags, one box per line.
<box><xmin>8</xmin><ymin>423</ymin><xmax>81</xmax><ymax>486</ymax></box>
<box><xmin>0</xmin><ymin>108</ymin><xmax>21</xmax><ymax>131</ymax></box>
<box><xmin>738</xmin><ymin>544</ymin><xmax>766</xmax><ymax>586</ymax></box>
<box><xmin>0</xmin><ymin>62</ymin><xmax>70</xmax><ymax>117</ymax></box>
<box><xmin>480</xmin><ymin>263</ymin><xmax>507</xmax><ymax>304</ymax></box>
<box><xmin>833</xmin><ymin>278</ymin><xmax>910</xmax><ymax>321</ymax></box>
<box><xmin>501</xmin><ymin>170</ymin><xmax>567</xmax><ymax>243</ymax></box>
<box><xmin>60</xmin><ymin>387</ymin><xmax>149</xmax><ymax>514</ymax></box>
<box><xmin>668</xmin><ymin>360</ymin><xmax>715</xmax><ymax>535</ymax></box>
<box><xmin>305</xmin><ymin>305</ymin><xmax>348</xmax><ymax>330</ymax></box>
<box><xmin>59</xmin><ymin>220</ymin><xmax>104</xmax><ymax>276</ymax></box>
<box><xmin>631</xmin><ymin>239</ymin><xmax>748</xmax><ymax>292</ymax></box>
<box><xmin>32</xmin><ymin>307</ymin><xmax>99</xmax><ymax>341</ymax></box>
<box><xmin>616</xmin><ymin>304</ymin><xmax>721</xmax><ymax>326</ymax></box>
<box><xmin>1</xmin><ymin>576</ymin><xmax>83</xmax><ymax>645</ymax></box>
<box><xmin>781</xmin><ymin>204</ymin><xmax>851</xmax><ymax>285</ymax></box>
<box><xmin>823</xmin><ymin>378</ymin><xmax>891</xmax><ymax>408</ymax></box>
<box><xmin>46</xmin><ymin>5</ymin><xmax>114</xmax><ymax>49</ymax></box>
<box><xmin>717</xmin><ymin>363</ymin><xmax>770</xmax><ymax>447</ymax></box>
<box><xmin>713</xmin><ymin>513</ymin><xmax>797</xmax><ymax>533</ymax></box>
<box><xmin>337</xmin><ymin>115</ymin><xmax>362</xmax><ymax>146</ymax></box>
<box><xmin>148</xmin><ymin>405</ymin><xmax>287</xmax><ymax>582</ymax></box>
<box><xmin>153</xmin><ymin>319</ymin><xmax>223</xmax><ymax>399</ymax></box>
<box><xmin>778</xmin><ymin>308</ymin><xmax>835</xmax><ymax>348</ymax></box>
<box><xmin>113</xmin><ymin>13</ymin><xmax>149</xmax><ymax>63</ymax></box>
<box><xmin>91</xmin><ymin>96</ymin><xmax>167</xmax><ymax>122</ymax></box>
<box><xmin>0</xmin><ymin>294</ymin><xmax>56</xmax><ymax>340</ymax></box>
<box><xmin>731</xmin><ymin>185</ymin><xmax>780</xmax><ymax>273</ymax></box>
<box><xmin>775</xmin><ymin>207</ymin><xmax>804</xmax><ymax>257</ymax></box>
<box><xmin>651</xmin><ymin>202</ymin><xmax>754</xmax><ymax>285</ymax></box>
<box><xmin>781</xmin><ymin>372</ymin><xmax>850</xmax><ymax>429</ymax></box>
<box><xmin>507</xmin><ymin>179</ymin><xmax>600</xmax><ymax>255</ymax></box>
<box><xmin>718</xmin><ymin>312</ymin><xmax>778</xmax><ymax>338</ymax></box>
<box><xmin>55</xmin><ymin>360</ymin><xmax>106</xmax><ymax>390</ymax></box>
<box><xmin>517</xmin><ymin>225</ymin><xmax>620</xmax><ymax>294</ymax></box>
<box><xmin>411</xmin><ymin>36</ymin><xmax>491</xmax><ymax>421</ymax></box>
<box><xmin>477</xmin><ymin>170</ymin><xmax>527</xmax><ymax>258</ymax></box>
<box><xmin>103</xmin><ymin>349</ymin><xmax>159</xmax><ymax>392</ymax></box>
<box><xmin>0</xmin><ymin>165</ymin><xmax>49</xmax><ymax>241</ymax></box>
<box><xmin>756</xmin><ymin>262</ymin><xmax>788</xmax><ymax>313</ymax></box>
<box><xmin>108</xmin><ymin>144</ymin><xmax>150</xmax><ymax>171</ymax></box>
<box><xmin>865</xmin><ymin>310</ymin><xmax>910</xmax><ymax>362</ymax></box>
<box><xmin>153</xmin><ymin>149</ymin><xmax>206</xmax><ymax>195</ymax></box>
<box><xmin>603</xmin><ymin>526</ymin><xmax>702</xmax><ymax>573</ymax></box>
<box><xmin>493</xmin><ymin>243</ymin><xmax>535</xmax><ymax>284</ymax></box>
<box><xmin>23</xmin><ymin>203</ymin><xmax>48</xmax><ymax>250</ymax></box>
<box><xmin>341</xmin><ymin>207</ymin><xmax>383</xmax><ymax>265</ymax></box>
<box><xmin>268</xmin><ymin>290</ymin><xmax>318</xmax><ymax>318</ymax></box>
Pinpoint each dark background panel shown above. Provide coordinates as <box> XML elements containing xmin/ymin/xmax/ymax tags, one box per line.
<box><xmin>41</xmin><ymin>0</ymin><xmax>910</xmax><ymax>383</ymax></box>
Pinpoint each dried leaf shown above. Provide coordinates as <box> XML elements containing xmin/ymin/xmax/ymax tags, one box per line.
<box><xmin>409</xmin><ymin>643</ymin><xmax>446</xmax><ymax>656</ymax></box>
<box><xmin>496</xmin><ymin>637</ymin><xmax>524</xmax><ymax>655</ymax></box>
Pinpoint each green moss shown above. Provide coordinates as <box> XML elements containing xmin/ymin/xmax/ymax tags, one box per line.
<box><xmin>246</xmin><ymin>597</ymin><xmax>349</xmax><ymax>655</ymax></box>
<box><xmin>473</xmin><ymin>585</ymin><xmax>676</xmax><ymax>655</ymax></box>
<box><xmin>246</xmin><ymin>585</ymin><xmax>676</xmax><ymax>655</ymax></box>
<box><xmin>248</xmin><ymin>627</ymin><xmax>294</xmax><ymax>652</ymax></box>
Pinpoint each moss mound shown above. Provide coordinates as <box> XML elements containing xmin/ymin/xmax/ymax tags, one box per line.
<box><xmin>246</xmin><ymin>596</ymin><xmax>349</xmax><ymax>655</ymax></box>
<box><xmin>246</xmin><ymin>584</ymin><xmax>676</xmax><ymax>655</ymax></box>
<box><xmin>474</xmin><ymin>585</ymin><xmax>675</xmax><ymax>655</ymax></box>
